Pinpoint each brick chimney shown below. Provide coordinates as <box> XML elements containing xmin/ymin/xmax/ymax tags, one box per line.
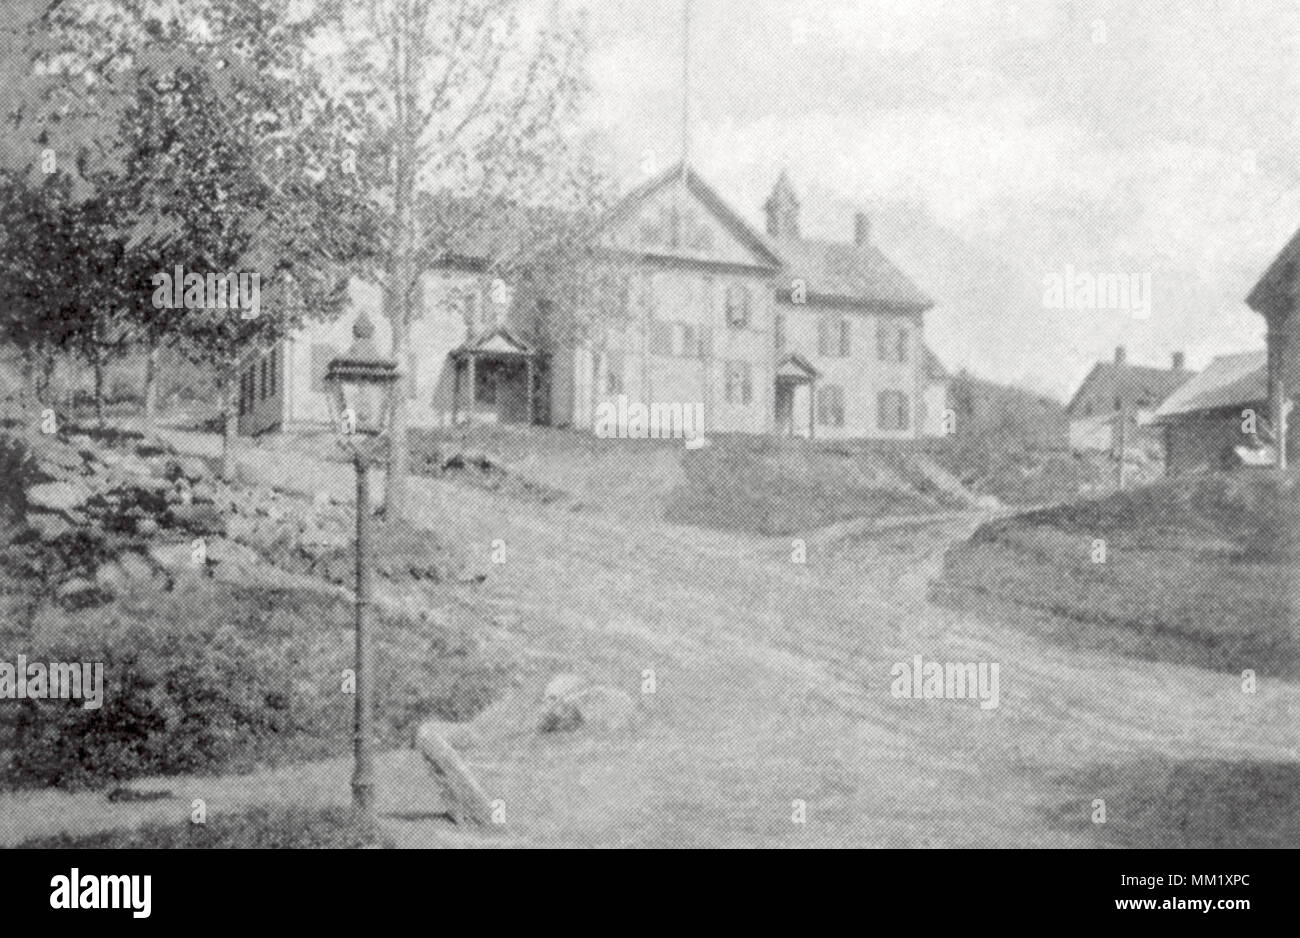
<box><xmin>1114</xmin><ymin>345</ymin><xmax>1127</xmax><ymax>365</ymax></box>
<box><xmin>854</xmin><ymin>212</ymin><xmax>871</xmax><ymax>246</ymax></box>
<box><xmin>1171</xmin><ymin>351</ymin><xmax>1186</xmax><ymax>372</ymax></box>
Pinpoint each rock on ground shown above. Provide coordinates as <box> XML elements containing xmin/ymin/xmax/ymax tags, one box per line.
<box><xmin>537</xmin><ymin>682</ymin><xmax>637</xmax><ymax>734</ymax></box>
<box><xmin>414</xmin><ymin>722</ymin><xmax>497</xmax><ymax>828</ymax></box>
<box><xmin>27</xmin><ymin>480</ymin><xmax>93</xmax><ymax>513</ymax></box>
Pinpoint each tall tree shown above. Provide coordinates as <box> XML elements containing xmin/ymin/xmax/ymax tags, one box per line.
<box><xmin>116</xmin><ymin>45</ymin><xmax>373</xmax><ymax>478</ymax></box>
<box><xmin>25</xmin><ymin>0</ymin><xmax>374</xmax><ymax>472</ymax></box>
<box><xmin>318</xmin><ymin>0</ymin><xmax>597</xmax><ymax>514</ymax></box>
<box><xmin>0</xmin><ymin>167</ymin><xmax>140</xmax><ymax>421</ymax></box>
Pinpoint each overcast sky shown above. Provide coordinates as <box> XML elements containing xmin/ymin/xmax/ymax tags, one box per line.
<box><xmin>573</xmin><ymin>0</ymin><xmax>1300</xmax><ymax>398</ymax></box>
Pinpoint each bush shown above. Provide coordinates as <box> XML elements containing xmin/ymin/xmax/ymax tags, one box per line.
<box><xmin>1</xmin><ymin>580</ymin><xmax>513</xmax><ymax>791</ymax></box>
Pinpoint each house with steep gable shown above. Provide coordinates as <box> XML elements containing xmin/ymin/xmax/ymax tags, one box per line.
<box><xmin>237</xmin><ymin>163</ymin><xmax>938</xmax><ymax>441</ymax></box>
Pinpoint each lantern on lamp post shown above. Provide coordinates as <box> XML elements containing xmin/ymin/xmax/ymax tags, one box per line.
<box><xmin>325</xmin><ymin>312</ymin><xmax>399</xmax><ymax>816</ymax></box>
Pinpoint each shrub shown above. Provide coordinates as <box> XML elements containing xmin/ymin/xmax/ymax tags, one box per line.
<box><xmin>1</xmin><ymin>580</ymin><xmax>513</xmax><ymax>791</ymax></box>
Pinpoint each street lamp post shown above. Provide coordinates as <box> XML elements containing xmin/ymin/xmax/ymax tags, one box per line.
<box><xmin>325</xmin><ymin>313</ymin><xmax>400</xmax><ymax>817</ymax></box>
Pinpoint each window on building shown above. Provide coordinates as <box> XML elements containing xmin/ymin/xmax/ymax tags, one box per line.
<box><xmin>407</xmin><ymin>353</ymin><xmax>419</xmax><ymax>400</ymax></box>
<box><xmin>689</xmin><ymin>222</ymin><xmax>713</xmax><ymax>253</ymax></box>
<box><xmin>663</xmin><ymin>206</ymin><xmax>681</xmax><ymax>248</ymax></box>
<box><xmin>639</xmin><ymin>218</ymin><xmax>661</xmax><ymax>247</ymax></box>
<box><xmin>260</xmin><ymin>357</ymin><xmax>270</xmax><ymax>400</ymax></box>
<box><xmin>775</xmin><ymin>313</ymin><xmax>786</xmax><ymax>352</ymax></box>
<box><xmin>651</xmin><ymin>319</ymin><xmax>704</xmax><ymax>358</ymax></box>
<box><xmin>819</xmin><ymin>317</ymin><xmax>850</xmax><ymax>358</ymax></box>
<box><xmin>725</xmin><ymin>284</ymin><xmax>751</xmax><ymax>328</ymax></box>
<box><xmin>878</xmin><ymin>390</ymin><xmax>911</xmax><ymax>431</ymax></box>
<box><xmin>268</xmin><ymin>348</ymin><xmax>277</xmax><ymax>397</ymax></box>
<box><xmin>637</xmin><ymin>272</ymin><xmax>656</xmax><ymax>320</ymax></box>
<box><xmin>724</xmin><ymin>361</ymin><xmax>753</xmax><ymax>405</ymax></box>
<box><xmin>817</xmin><ymin>385</ymin><xmax>846</xmax><ymax>427</ymax></box>
<box><xmin>877</xmin><ymin>322</ymin><xmax>911</xmax><ymax>363</ymax></box>
<box><xmin>671</xmin><ymin>322</ymin><xmax>690</xmax><ymax>356</ymax></box>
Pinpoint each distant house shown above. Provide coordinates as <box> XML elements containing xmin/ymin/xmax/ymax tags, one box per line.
<box><xmin>1245</xmin><ymin>227</ymin><xmax>1300</xmax><ymax>467</ymax></box>
<box><xmin>1065</xmin><ymin>346</ymin><xmax>1194</xmax><ymax>452</ymax></box>
<box><xmin>1151</xmin><ymin>351</ymin><xmax>1269</xmax><ymax>475</ymax></box>
<box><xmin>238</xmin><ymin>164</ymin><xmax>939</xmax><ymax>440</ymax></box>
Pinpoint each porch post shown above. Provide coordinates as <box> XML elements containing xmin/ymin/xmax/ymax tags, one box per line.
<box><xmin>467</xmin><ymin>355</ymin><xmax>477</xmax><ymax>425</ymax></box>
<box><xmin>451</xmin><ymin>358</ymin><xmax>461</xmax><ymax>425</ymax></box>
<box><xmin>808</xmin><ymin>379</ymin><xmax>816</xmax><ymax>441</ymax></box>
<box><xmin>526</xmin><ymin>356</ymin><xmax>535</xmax><ymax>426</ymax></box>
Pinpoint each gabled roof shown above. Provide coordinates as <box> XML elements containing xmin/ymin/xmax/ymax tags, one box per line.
<box><xmin>1066</xmin><ymin>360</ymin><xmax>1195</xmax><ymax>416</ymax></box>
<box><xmin>601</xmin><ymin>161</ymin><xmax>783</xmax><ymax>269</ymax></box>
<box><xmin>1246</xmin><ymin>226</ymin><xmax>1300</xmax><ymax>320</ymax></box>
<box><xmin>765</xmin><ymin>234</ymin><xmax>933</xmax><ymax>312</ymax></box>
<box><xmin>775</xmin><ymin>352</ymin><xmax>820</xmax><ymax>380</ymax></box>
<box><xmin>404</xmin><ymin>164</ymin><xmax>935</xmax><ymax>315</ymax></box>
<box><xmin>450</xmin><ymin>327</ymin><xmax>537</xmax><ymax>358</ymax></box>
<box><xmin>1152</xmin><ymin>350</ymin><xmax>1267</xmax><ymax>422</ymax></box>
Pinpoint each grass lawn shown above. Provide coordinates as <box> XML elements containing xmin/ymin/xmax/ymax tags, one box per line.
<box><xmin>938</xmin><ymin>470</ymin><xmax>1300</xmax><ymax>676</ymax></box>
<box><xmin>1041</xmin><ymin>757</ymin><xmax>1300</xmax><ymax>848</ymax></box>
<box><xmin>17</xmin><ymin>805</ymin><xmax>394</xmax><ymax>848</ymax></box>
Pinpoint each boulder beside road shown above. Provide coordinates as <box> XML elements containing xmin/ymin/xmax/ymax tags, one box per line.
<box><xmin>414</xmin><ymin>721</ymin><xmax>497</xmax><ymax>828</ymax></box>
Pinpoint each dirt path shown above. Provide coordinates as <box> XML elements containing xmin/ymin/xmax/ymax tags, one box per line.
<box><xmin>13</xmin><ymin>427</ymin><xmax>1298</xmax><ymax>847</ymax></box>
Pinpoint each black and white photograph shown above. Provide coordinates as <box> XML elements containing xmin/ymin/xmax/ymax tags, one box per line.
<box><xmin>0</xmin><ymin>0</ymin><xmax>1293</xmax><ymax>911</ymax></box>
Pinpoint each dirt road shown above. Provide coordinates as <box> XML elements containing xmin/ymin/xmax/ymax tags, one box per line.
<box><xmin>10</xmin><ymin>429</ymin><xmax>1297</xmax><ymax>847</ymax></box>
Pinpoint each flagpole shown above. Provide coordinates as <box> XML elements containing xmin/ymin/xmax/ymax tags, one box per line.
<box><xmin>682</xmin><ymin>0</ymin><xmax>691</xmax><ymax>174</ymax></box>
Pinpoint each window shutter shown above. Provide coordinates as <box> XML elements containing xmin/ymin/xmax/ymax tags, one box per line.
<box><xmin>726</xmin><ymin>285</ymin><xmax>751</xmax><ymax>327</ymax></box>
<box><xmin>742</xmin><ymin>363</ymin><xmax>753</xmax><ymax>404</ymax></box>
<box><xmin>818</xmin><ymin>319</ymin><xmax>829</xmax><ymax>357</ymax></box>
<box><xmin>649</xmin><ymin>320</ymin><xmax>673</xmax><ymax>356</ymax></box>
<box><xmin>407</xmin><ymin>353</ymin><xmax>418</xmax><ymax>400</ymax></box>
<box><xmin>877</xmin><ymin>323</ymin><xmax>888</xmax><ymax>361</ymax></box>
<box><xmin>839</xmin><ymin>320</ymin><xmax>851</xmax><ymax>357</ymax></box>
<box><xmin>698</xmin><ymin>325</ymin><xmax>712</xmax><ymax>359</ymax></box>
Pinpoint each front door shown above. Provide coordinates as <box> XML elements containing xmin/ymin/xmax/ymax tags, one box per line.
<box><xmin>775</xmin><ymin>381</ymin><xmax>795</xmax><ymax>436</ymax></box>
